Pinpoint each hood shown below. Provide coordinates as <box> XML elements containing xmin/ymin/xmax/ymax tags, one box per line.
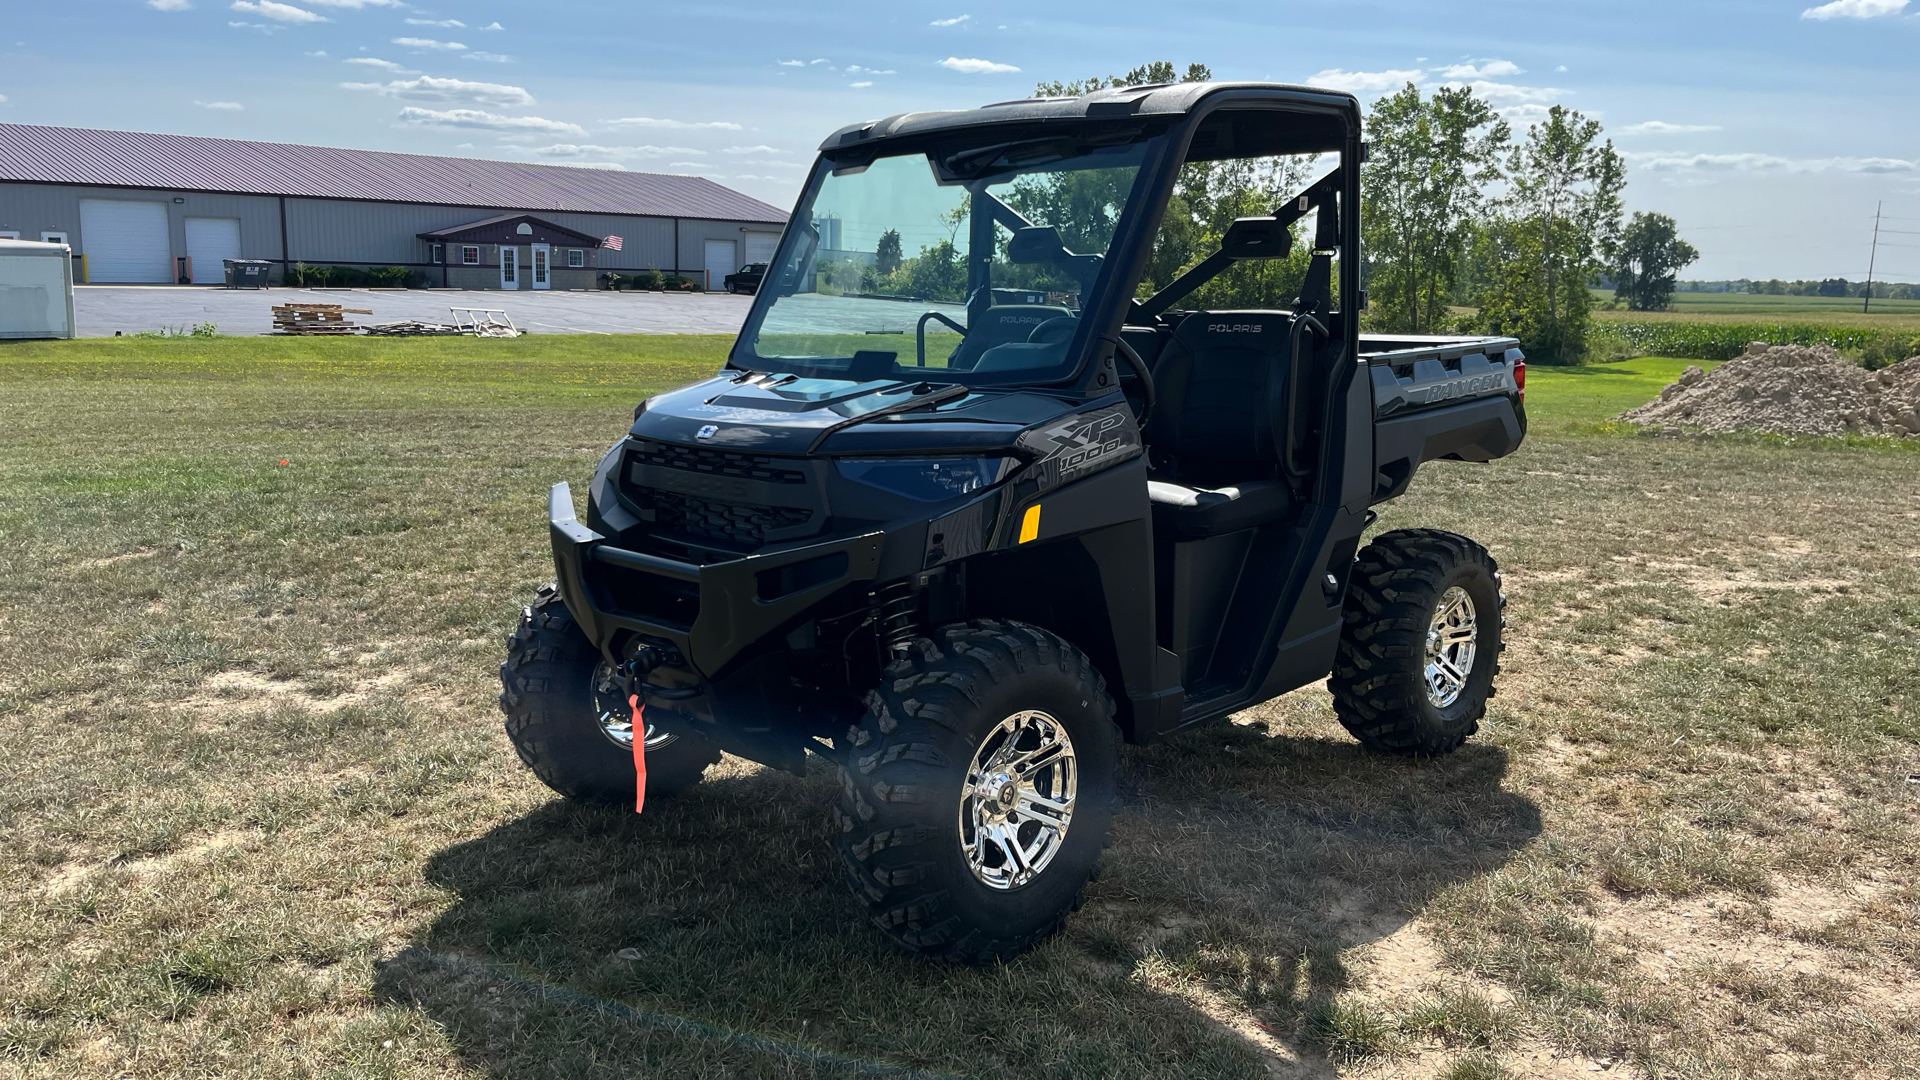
<box><xmin>630</xmin><ymin>372</ymin><xmax>1076</xmax><ymax>456</ymax></box>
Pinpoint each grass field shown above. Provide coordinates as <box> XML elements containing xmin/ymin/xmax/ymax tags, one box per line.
<box><xmin>1591</xmin><ymin>291</ymin><xmax>1920</xmax><ymax>331</ymax></box>
<box><xmin>1</xmin><ymin>338</ymin><xmax>1916</xmax><ymax>1080</ymax></box>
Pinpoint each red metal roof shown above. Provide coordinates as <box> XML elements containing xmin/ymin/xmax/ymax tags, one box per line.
<box><xmin>0</xmin><ymin>123</ymin><xmax>790</xmax><ymax>224</ymax></box>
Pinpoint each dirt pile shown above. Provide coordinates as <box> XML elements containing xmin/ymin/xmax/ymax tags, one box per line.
<box><xmin>1616</xmin><ymin>342</ymin><xmax>1920</xmax><ymax>438</ymax></box>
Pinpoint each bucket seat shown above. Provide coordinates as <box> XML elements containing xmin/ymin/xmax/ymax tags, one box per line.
<box><xmin>1143</xmin><ymin>311</ymin><xmax>1298</xmax><ymax>540</ymax></box>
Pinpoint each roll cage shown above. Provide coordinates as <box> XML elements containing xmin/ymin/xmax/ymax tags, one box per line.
<box><xmin>730</xmin><ymin>82</ymin><xmax>1365</xmax><ymax>409</ymax></box>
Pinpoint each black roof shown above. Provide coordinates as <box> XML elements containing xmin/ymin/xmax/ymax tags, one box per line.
<box><xmin>819</xmin><ymin>81</ymin><xmax>1359</xmax><ymax>155</ymax></box>
<box><xmin>417</xmin><ymin>213</ymin><xmax>603</xmax><ymax>245</ymax></box>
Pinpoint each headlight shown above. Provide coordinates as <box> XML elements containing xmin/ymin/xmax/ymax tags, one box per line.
<box><xmin>834</xmin><ymin>457</ymin><xmax>1011</xmax><ymax>502</ymax></box>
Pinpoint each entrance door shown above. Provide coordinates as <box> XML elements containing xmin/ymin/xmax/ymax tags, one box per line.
<box><xmin>501</xmin><ymin>246</ymin><xmax>519</xmax><ymax>289</ymax></box>
<box><xmin>703</xmin><ymin>238</ymin><xmax>736</xmax><ymax>292</ymax></box>
<box><xmin>183</xmin><ymin>217</ymin><xmax>241</xmax><ymax>284</ymax></box>
<box><xmin>78</xmin><ymin>199</ymin><xmax>172</xmax><ymax>283</ymax></box>
<box><xmin>531</xmin><ymin>243</ymin><xmax>550</xmax><ymax>290</ymax></box>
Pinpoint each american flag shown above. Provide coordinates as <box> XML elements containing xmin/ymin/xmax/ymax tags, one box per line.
<box><xmin>603</xmin><ymin>234</ymin><xmax>623</xmax><ymax>251</ymax></box>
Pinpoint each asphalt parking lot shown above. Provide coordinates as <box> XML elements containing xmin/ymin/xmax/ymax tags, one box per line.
<box><xmin>71</xmin><ymin>286</ymin><xmax>756</xmax><ymax>337</ymax></box>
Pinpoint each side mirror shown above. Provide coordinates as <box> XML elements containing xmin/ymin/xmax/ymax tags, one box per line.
<box><xmin>1221</xmin><ymin>217</ymin><xmax>1290</xmax><ymax>260</ymax></box>
<box><xmin>1007</xmin><ymin>226</ymin><xmax>1067</xmax><ymax>264</ymax></box>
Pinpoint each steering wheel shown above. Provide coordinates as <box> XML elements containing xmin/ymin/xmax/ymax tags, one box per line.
<box><xmin>1109</xmin><ymin>336</ymin><xmax>1156</xmax><ymax>427</ymax></box>
<box><xmin>1026</xmin><ymin>316</ymin><xmax>1079</xmax><ymax>347</ymax></box>
<box><xmin>916</xmin><ymin>311</ymin><xmax>968</xmax><ymax>367</ymax></box>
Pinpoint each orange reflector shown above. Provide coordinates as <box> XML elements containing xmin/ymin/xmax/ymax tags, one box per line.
<box><xmin>629</xmin><ymin>694</ymin><xmax>647</xmax><ymax>814</ymax></box>
<box><xmin>1018</xmin><ymin>504</ymin><xmax>1042</xmax><ymax>544</ymax></box>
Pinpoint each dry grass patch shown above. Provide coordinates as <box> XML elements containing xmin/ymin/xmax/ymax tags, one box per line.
<box><xmin>1</xmin><ymin>341</ymin><xmax>1915</xmax><ymax>1078</ymax></box>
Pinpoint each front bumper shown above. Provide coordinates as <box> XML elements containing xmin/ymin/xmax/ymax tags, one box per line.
<box><xmin>548</xmin><ymin>481</ymin><xmax>885</xmax><ymax>675</ymax></box>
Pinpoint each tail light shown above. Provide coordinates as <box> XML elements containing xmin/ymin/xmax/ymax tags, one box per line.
<box><xmin>1512</xmin><ymin>357</ymin><xmax>1526</xmax><ymax>403</ymax></box>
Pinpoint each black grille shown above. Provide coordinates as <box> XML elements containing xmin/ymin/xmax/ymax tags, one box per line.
<box><xmin>627</xmin><ymin>440</ymin><xmax>806</xmax><ymax>485</ymax></box>
<box><xmin>638</xmin><ymin>490</ymin><xmax>812</xmax><ymax>547</ymax></box>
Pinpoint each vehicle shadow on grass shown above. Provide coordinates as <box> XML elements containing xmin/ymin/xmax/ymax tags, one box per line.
<box><xmin>373</xmin><ymin>717</ymin><xmax>1540</xmax><ymax>1079</ymax></box>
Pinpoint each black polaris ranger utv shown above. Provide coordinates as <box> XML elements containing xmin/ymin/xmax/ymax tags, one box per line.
<box><xmin>500</xmin><ymin>80</ymin><xmax>1526</xmax><ymax>962</ymax></box>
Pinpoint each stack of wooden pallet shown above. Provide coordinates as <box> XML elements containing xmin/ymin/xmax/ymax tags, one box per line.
<box><xmin>271</xmin><ymin>303</ymin><xmax>372</xmax><ymax>335</ymax></box>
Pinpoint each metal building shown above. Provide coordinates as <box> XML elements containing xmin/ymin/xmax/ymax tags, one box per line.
<box><xmin>0</xmin><ymin>124</ymin><xmax>788</xmax><ymax>289</ymax></box>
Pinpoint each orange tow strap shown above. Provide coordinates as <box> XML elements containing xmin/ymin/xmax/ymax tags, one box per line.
<box><xmin>629</xmin><ymin>694</ymin><xmax>647</xmax><ymax>814</ymax></box>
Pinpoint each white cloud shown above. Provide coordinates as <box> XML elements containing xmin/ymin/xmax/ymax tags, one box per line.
<box><xmin>230</xmin><ymin>1</ymin><xmax>326</xmax><ymax>23</ymax></box>
<box><xmin>480</xmin><ymin>21</ymin><xmax>503</xmax><ymax>30</ymax></box>
<box><xmin>1305</xmin><ymin>68</ymin><xmax>1422</xmax><ymax>92</ymax></box>
<box><xmin>1453</xmin><ymin>80</ymin><xmax>1565</xmax><ymax>106</ymax></box>
<box><xmin>668</xmin><ymin>161</ymin><xmax>707</xmax><ymax>168</ymax></box>
<box><xmin>344</xmin><ymin>75</ymin><xmax>532</xmax><ymax>107</ymax></box>
<box><xmin>776</xmin><ymin>59</ymin><xmax>804</xmax><ymax>66</ymax></box>
<box><xmin>1498</xmin><ymin>103</ymin><xmax>1555</xmax><ymax>123</ymax></box>
<box><xmin>1624</xmin><ymin>150</ymin><xmax>1917</xmax><ymax>173</ymax></box>
<box><xmin>1801</xmin><ymin>0</ymin><xmax>1907</xmax><ymax>18</ymax></box>
<box><xmin>931</xmin><ymin>14</ymin><xmax>970</xmax><ymax>25</ymax></box>
<box><xmin>1622</xmin><ymin>120</ymin><xmax>1723</xmax><ymax>134</ymax></box>
<box><xmin>0</xmin><ymin>95</ymin><xmax>8</xmax><ymax>104</ymax></box>
<box><xmin>527</xmin><ymin>143</ymin><xmax>701</xmax><ymax>158</ymax></box>
<box><xmin>343</xmin><ymin>56</ymin><xmax>407</xmax><ymax>70</ymax></box>
<box><xmin>567</xmin><ymin>162</ymin><xmax>626</xmax><ymax>171</ymax></box>
<box><xmin>464</xmin><ymin>51</ymin><xmax>512</xmax><ymax>62</ymax></box>
<box><xmin>732</xmin><ymin>174</ymin><xmax>783</xmax><ymax>181</ymax></box>
<box><xmin>305</xmin><ymin>49</ymin><xmax>327</xmax><ymax>57</ymax></box>
<box><xmin>1554</xmin><ymin>65</ymin><xmax>1568</xmax><ymax>72</ymax></box>
<box><xmin>850</xmin><ymin>81</ymin><xmax>873</xmax><ymax>88</ymax></box>
<box><xmin>1437</xmin><ymin>59</ymin><xmax>1523</xmax><ymax>78</ymax></box>
<box><xmin>302</xmin><ymin>0</ymin><xmax>402</xmax><ymax>7</ymax></box>
<box><xmin>603</xmin><ymin>116</ymin><xmax>743</xmax><ymax>130</ymax></box>
<box><xmin>148</xmin><ymin>0</ymin><xmax>191</xmax><ymax>10</ymax></box>
<box><xmin>845</xmin><ymin>65</ymin><xmax>896</xmax><ymax>75</ymax></box>
<box><xmin>722</xmin><ymin>145</ymin><xmax>780</xmax><ymax>155</ymax></box>
<box><xmin>406</xmin><ymin>18</ymin><xmax>464</xmax><ymax>27</ymax></box>
<box><xmin>195</xmin><ymin>100</ymin><xmax>244</xmax><ymax>110</ymax></box>
<box><xmin>392</xmin><ymin>37</ymin><xmax>466</xmax><ymax>50</ymax></box>
<box><xmin>939</xmin><ymin>56</ymin><xmax>1019</xmax><ymax>74</ymax></box>
<box><xmin>396</xmin><ymin>107</ymin><xmax>584</xmax><ymax>135</ymax></box>
<box><xmin>227</xmin><ymin>20</ymin><xmax>276</xmax><ymax>31</ymax></box>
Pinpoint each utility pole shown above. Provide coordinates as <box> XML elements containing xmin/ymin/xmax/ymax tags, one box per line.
<box><xmin>1863</xmin><ymin>201</ymin><xmax>1881</xmax><ymax>314</ymax></box>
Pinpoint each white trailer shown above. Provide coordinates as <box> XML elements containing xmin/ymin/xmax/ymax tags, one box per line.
<box><xmin>0</xmin><ymin>239</ymin><xmax>76</xmax><ymax>340</ymax></box>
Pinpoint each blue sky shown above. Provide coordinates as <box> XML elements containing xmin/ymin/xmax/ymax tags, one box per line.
<box><xmin>3</xmin><ymin>0</ymin><xmax>1916</xmax><ymax>280</ymax></box>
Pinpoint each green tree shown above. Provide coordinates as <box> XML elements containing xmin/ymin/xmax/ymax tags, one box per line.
<box><xmin>1361</xmin><ymin>83</ymin><xmax>1509</xmax><ymax>333</ymax></box>
<box><xmin>1033</xmin><ymin>61</ymin><xmax>1211</xmax><ymax>98</ymax></box>
<box><xmin>881</xmin><ymin>240</ymin><xmax>965</xmax><ymax>302</ymax></box>
<box><xmin>874</xmin><ymin>229</ymin><xmax>903</xmax><ymax>277</ymax></box>
<box><xmin>1472</xmin><ymin>105</ymin><xmax>1625</xmax><ymax>362</ymax></box>
<box><xmin>1610</xmin><ymin>212</ymin><xmax>1698</xmax><ymax>311</ymax></box>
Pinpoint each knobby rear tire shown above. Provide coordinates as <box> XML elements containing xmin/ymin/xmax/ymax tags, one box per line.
<box><xmin>498</xmin><ymin>583</ymin><xmax>721</xmax><ymax>804</ymax></box>
<box><xmin>1328</xmin><ymin>529</ymin><xmax>1505</xmax><ymax>756</ymax></box>
<box><xmin>834</xmin><ymin>619</ymin><xmax>1118</xmax><ymax>964</ymax></box>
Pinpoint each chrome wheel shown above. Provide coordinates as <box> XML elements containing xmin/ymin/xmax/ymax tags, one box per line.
<box><xmin>959</xmin><ymin>710</ymin><xmax>1077</xmax><ymax>890</ymax></box>
<box><xmin>592</xmin><ymin>662</ymin><xmax>679</xmax><ymax>751</ymax></box>
<box><xmin>1424</xmin><ymin>586</ymin><xmax>1478</xmax><ymax>708</ymax></box>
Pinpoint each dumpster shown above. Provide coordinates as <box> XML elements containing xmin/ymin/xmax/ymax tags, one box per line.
<box><xmin>0</xmin><ymin>238</ymin><xmax>75</xmax><ymax>340</ymax></box>
<box><xmin>224</xmin><ymin>259</ymin><xmax>274</xmax><ymax>289</ymax></box>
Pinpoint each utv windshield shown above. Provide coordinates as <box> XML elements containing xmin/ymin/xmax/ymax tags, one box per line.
<box><xmin>732</xmin><ymin>132</ymin><xmax>1158</xmax><ymax>386</ymax></box>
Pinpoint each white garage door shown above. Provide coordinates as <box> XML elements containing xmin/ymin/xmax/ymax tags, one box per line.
<box><xmin>79</xmin><ymin>199</ymin><xmax>172</xmax><ymax>283</ymax></box>
<box><xmin>184</xmin><ymin>217</ymin><xmax>241</xmax><ymax>285</ymax></box>
<box><xmin>703</xmin><ymin>238</ymin><xmax>736</xmax><ymax>291</ymax></box>
<box><xmin>744</xmin><ymin>232</ymin><xmax>779</xmax><ymax>266</ymax></box>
